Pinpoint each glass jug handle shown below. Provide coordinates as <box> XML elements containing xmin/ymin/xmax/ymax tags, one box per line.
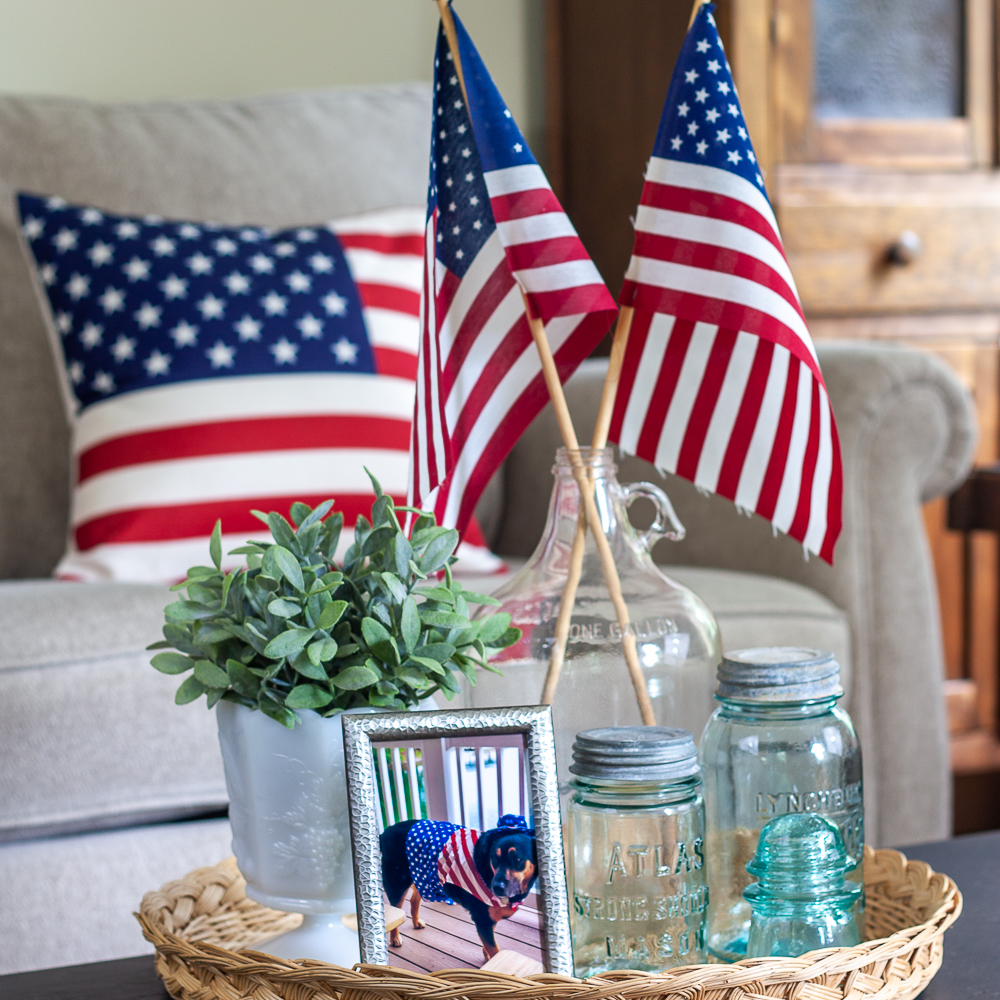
<box><xmin>622</xmin><ymin>481</ymin><xmax>686</xmax><ymax>550</ymax></box>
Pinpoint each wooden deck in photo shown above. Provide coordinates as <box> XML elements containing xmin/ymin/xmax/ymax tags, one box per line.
<box><xmin>386</xmin><ymin>895</ymin><xmax>544</xmax><ymax>973</ymax></box>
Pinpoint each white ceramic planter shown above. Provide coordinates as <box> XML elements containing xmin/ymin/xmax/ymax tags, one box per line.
<box><xmin>215</xmin><ymin>701</ymin><xmax>367</xmax><ymax>964</ymax></box>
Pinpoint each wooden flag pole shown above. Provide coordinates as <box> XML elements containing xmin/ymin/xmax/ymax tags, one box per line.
<box><xmin>544</xmin><ymin>0</ymin><xmax>702</xmax><ymax>707</ymax></box>
<box><xmin>432</xmin><ymin>0</ymin><xmax>653</xmax><ymax>724</ymax></box>
<box><xmin>521</xmin><ymin>296</ymin><xmax>654</xmax><ymax>725</ymax></box>
<box><xmin>688</xmin><ymin>0</ymin><xmax>708</xmax><ymax>29</ymax></box>
<box><xmin>540</xmin><ymin>306</ymin><xmax>634</xmax><ymax>706</ymax></box>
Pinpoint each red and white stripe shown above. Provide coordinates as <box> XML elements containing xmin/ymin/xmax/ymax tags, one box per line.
<box><xmin>612</xmin><ymin>159</ymin><xmax>842</xmax><ymax>561</ymax></box>
<box><xmin>410</xmin><ymin>166</ymin><xmax>615</xmax><ymax>534</ymax></box>
<box><xmin>56</xmin><ymin>209</ymin><xmax>502</xmax><ymax>582</ymax></box>
<box><xmin>437</xmin><ymin>827</ymin><xmax>508</xmax><ymax>908</ymax></box>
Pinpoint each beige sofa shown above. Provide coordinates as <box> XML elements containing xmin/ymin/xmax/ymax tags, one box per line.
<box><xmin>0</xmin><ymin>84</ymin><xmax>976</xmax><ymax>974</ymax></box>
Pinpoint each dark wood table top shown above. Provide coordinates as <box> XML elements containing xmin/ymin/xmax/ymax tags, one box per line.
<box><xmin>2</xmin><ymin>830</ymin><xmax>996</xmax><ymax>999</ymax></box>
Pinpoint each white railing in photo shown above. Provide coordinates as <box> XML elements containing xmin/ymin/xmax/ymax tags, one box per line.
<box><xmin>373</xmin><ymin>735</ymin><xmax>531</xmax><ymax>834</ymax></box>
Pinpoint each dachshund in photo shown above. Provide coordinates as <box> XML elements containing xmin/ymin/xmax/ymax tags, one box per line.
<box><xmin>379</xmin><ymin>814</ymin><xmax>537</xmax><ymax>960</ymax></box>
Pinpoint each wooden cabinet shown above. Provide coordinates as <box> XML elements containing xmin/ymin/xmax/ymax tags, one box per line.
<box><xmin>546</xmin><ymin>0</ymin><xmax>1000</xmax><ymax>817</ymax></box>
<box><xmin>737</xmin><ymin>0</ymin><xmax>1000</xmax><ymax>789</ymax></box>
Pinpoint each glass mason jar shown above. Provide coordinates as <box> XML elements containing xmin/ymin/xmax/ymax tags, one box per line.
<box><xmin>468</xmin><ymin>447</ymin><xmax>720</xmax><ymax>791</ymax></box>
<box><xmin>699</xmin><ymin>648</ymin><xmax>864</xmax><ymax>962</ymax></box>
<box><xmin>567</xmin><ymin>727</ymin><xmax>707</xmax><ymax>976</ymax></box>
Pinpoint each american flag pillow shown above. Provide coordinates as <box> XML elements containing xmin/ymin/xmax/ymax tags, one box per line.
<box><xmin>18</xmin><ymin>193</ymin><xmax>503</xmax><ymax>581</ymax></box>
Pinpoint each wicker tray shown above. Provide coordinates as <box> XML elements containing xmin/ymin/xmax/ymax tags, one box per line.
<box><xmin>137</xmin><ymin>845</ymin><xmax>961</xmax><ymax>1000</ymax></box>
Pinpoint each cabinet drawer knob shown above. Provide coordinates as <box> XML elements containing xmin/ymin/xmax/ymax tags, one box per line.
<box><xmin>887</xmin><ymin>230</ymin><xmax>923</xmax><ymax>265</ymax></box>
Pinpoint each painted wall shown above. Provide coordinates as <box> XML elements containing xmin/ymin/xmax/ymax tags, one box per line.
<box><xmin>0</xmin><ymin>0</ymin><xmax>543</xmax><ymax>150</ymax></box>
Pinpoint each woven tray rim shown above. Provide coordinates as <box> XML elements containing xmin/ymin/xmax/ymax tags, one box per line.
<box><xmin>137</xmin><ymin>845</ymin><xmax>963</xmax><ymax>1000</ymax></box>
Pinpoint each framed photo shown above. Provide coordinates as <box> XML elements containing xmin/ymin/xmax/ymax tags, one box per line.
<box><xmin>342</xmin><ymin>705</ymin><xmax>572</xmax><ymax>975</ymax></box>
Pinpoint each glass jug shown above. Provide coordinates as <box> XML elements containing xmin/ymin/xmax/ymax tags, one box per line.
<box><xmin>468</xmin><ymin>447</ymin><xmax>720</xmax><ymax>791</ymax></box>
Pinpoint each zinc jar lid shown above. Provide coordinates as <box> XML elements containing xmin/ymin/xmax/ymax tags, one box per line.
<box><xmin>570</xmin><ymin>726</ymin><xmax>700</xmax><ymax>781</ymax></box>
<box><xmin>717</xmin><ymin>647</ymin><xmax>843</xmax><ymax>702</ymax></box>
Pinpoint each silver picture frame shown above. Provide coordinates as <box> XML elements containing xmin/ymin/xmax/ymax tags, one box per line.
<box><xmin>342</xmin><ymin>705</ymin><xmax>572</xmax><ymax>974</ymax></box>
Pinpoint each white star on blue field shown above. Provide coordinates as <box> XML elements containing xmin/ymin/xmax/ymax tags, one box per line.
<box><xmin>19</xmin><ymin>193</ymin><xmax>375</xmax><ymax>410</ymax></box>
<box><xmin>652</xmin><ymin>5</ymin><xmax>767</xmax><ymax>196</ymax></box>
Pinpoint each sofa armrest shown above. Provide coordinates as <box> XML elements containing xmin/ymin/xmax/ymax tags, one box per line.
<box><xmin>492</xmin><ymin>343</ymin><xmax>977</xmax><ymax>846</ymax></box>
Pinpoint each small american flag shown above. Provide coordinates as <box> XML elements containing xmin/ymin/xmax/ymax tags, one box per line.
<box><xmin>409</xmin><ymin>11</ymin><xmax>617</xmax><ymax>534</ymax></box>
<box><xmin>609</xmin><ymin>5</ymin><xmax>842</xmax><ymax>562</ymax></box>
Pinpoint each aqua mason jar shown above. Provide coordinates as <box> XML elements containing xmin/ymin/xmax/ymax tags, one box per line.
<box><xmin>744</xmin><ymin>813</ymin><xmax>861</xmax><ymax>958</ymax></box>
<box><xmin>566</xmin><ymin>727</ymin><xmax>707</xmax><ymax>976</ymax></box>
<box><xmin>467</xmin><ymin>447</ymin><xmax>720</xmax><ymax>791</ymax></box>
<box><xmin>698</xmin><ymin>648</ymin><xmax>864</xmax><ymax>962</ymax></box>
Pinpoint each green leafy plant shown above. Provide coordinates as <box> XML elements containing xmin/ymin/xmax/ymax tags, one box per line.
<box><xmin>147</xmin><ymin>476</ymin><xmax>519</xmax><ymax>728</ymax></box>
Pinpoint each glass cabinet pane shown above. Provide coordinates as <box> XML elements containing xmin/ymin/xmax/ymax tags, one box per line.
<box><xmin>814</xmin><ymin>0</ymin><xmax>963</xmax><ymax>118</ymax></box>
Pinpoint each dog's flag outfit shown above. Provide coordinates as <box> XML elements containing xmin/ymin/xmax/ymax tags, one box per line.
<box><xmin>404</xmin><ymin>819</ymin><xmax>518</xmax><ymax>909</ymax></box>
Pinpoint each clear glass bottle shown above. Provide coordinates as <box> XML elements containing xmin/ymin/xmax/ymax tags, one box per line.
<box><xmin>567</xmin><ymin>726</ymin><xmax>708</xmax><ymax>976</ymax></box>
<box><xmin>744</xmin><ymin>813</ymin><xmax>861</xmax><ymax>958</ymax></box>
<box><xmin>699</xmin><ymin>648</ymin><xmax>864</xmax><ymax>962</ymax></box>
<box><xmin>468</xmin><ymin>447</ymin><xmax>720</xmax><ymax>792</ymax></box>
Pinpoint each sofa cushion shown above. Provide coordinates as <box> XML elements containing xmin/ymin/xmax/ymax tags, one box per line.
<box><xmin>0</xmin><ymin>816</ymin><xmax>233</xmax><ymax>975</ymax></box>
<box><xmin>0</xmin><ymin>84</ymin><xmax>432</xmax><ymax>577</ymax></box>
<box><xmin>0</xmin><ymin>580</ymin><xmax>226</xmax><ymax>843</ymax></box>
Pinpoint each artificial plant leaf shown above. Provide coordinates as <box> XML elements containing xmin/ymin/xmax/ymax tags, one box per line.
<box><xmin>151</xmin><ymin>652</ymin><xmax>197</xmax><ymax>675</ymax></box>
<box><xmin>221</xmin><ymin>568</ymin><xmax>238</xmax><ymax>609</ymax></box>
<box><xmin>323</xmin><ymin>511</ymin><xmax>344</xmax><ymax>560</ymax></box>
<box><xmin>290</xmin><ymin>502</ymin><xmax>312</xmax><ymax>527</ymax></box>
<box><xmin>162</xmin><ymin>623</ymin><xmax>200</xmax><ymax>656</ymax></box>
<box><xmin>293</xmin><ymin>649</ymin><xmax>330</xmax><ymax>680</ymax></box>
<box><xmin>258</xmin><ymin>695</ymin><xmax>299</xmax><ymax>729</ymax></box>
<box><xmin>401</xmin><ymin>596</ymin><xmax>420</xmax><ymax>653</ymax></box>
<box><xmin>228</xmin><ymin>544</ymin><xmax>266</xmax><ymax>555</ymax></box>
<box><xmin>146</xmin><ymin>640</ymin><xmax>171</xmax><ymax>650</ymax></box>
<box><xmin>209</xmin><ymin>519</ymin><xmax>223</xmax><ymax>570</ymax></box>
<box><xmin>194</xmin><ymin>626</ymin><xmax>232</xmax><ymax>646</ymax></box>
<box><xmin>175</xmin><ymin>675</ymin><xmax>207</xmax><ymax>705</ymax></box>
<box><xmin>406</xmin><ymin>654</ymin><xmax>445</xmax><ymax>676</ymax></box>
<box><xmin>379</xmin><ymin>572</ymin><xmax>408</xmax><ymax>604</ymax></box>
<box><xmin>496</xmin><ymin>626</ymin><xmax>522</xmax><ymax>647</ymax></box>
<box><xmin>300</xmin><ymin>498</ymin><xmax>335</xmax><ymax>530</ymax></box>
<box><xmin>370</xmin><ymin>493</ymin><xmax>394</xmax><ymax>529</ymax></box>
<box><xmin>317</xmin><ymin>600</ymin><xmax>348</xmax><ymax>630</ymax></box>
<box><xmin>194</xmin><ymin>660</ymin><xmax>231</xmax><ymax>689</ymax></box>
<box><xmin>365</xmin><ymin>466</ymin><xmax>384</xmax><ymax>498</ymax></box>
<box><xmin>418</xmin><ymin>586</ymin><xmax>455</xmax><ymax>605</ymax></box>
<box><xmin>394</xmin><ymin>534</ymin><xmax>413</xmax><ymax>579</ymax></box>
<box><xmin>226</xmin><ymin>659</ymin><xmax>261</xmax><ymax>697</ymax></box>
<box><xmin>268</xmin><ymin>512</ymin><xmax>298</xmax><ymax>551</ymax></box>
<box><xmin>273</xmin><ymin>546</ymin><xmax>305</xmax><ymax>592</ymax></box>
<box><xmin>361</xmin><ymin>526</ymin><xmax>396</xmax><ymax>558</ymax></box>
<box><xmin>268</xmin><ymin>598</ymin><xmax>302</xmax><ymax>618</ymax></box>
<box><xmin>286</xmin><ymin>684</ymin><xmax>334</xmax><ymax>709</ymax></box>
<box><xmin>263</xmin><ymin>627</ymin><xmax>315</xmax><ymax>659</ymax></box>
<box><xmin>395</xmin><ymin>667</ymin><xmax>432</xmax><ymax>690</ymax></box>
<box><xmin>419</xmin><ymin>529</ymin><xmax>460</xmax><ymax>574</ymax></box>
<box><xmin>419</xmin><ymin>610</ymin><xmax>469</xmax><ymax>629</ymax></box>
<box><xmin>164</xmin><ymin>600</ymin><xmax>217</xmax><ymax>621</ymax></box>
<box><xmin>476</xmin><ymin>612</ymin><xmax>513</xmax><ymax>645</ymax></box>
<box><xmin>456</xmin><ymin>589</ymin><xmax>502</xmax><ymax>607</ymax></box>
<box><xmin>414</xmin><ymin>642</ymin><xmax>456</xmax><ymax>662</ymax></box>
<box><xmin>332</xmin><ymin>664</ymin><xmax>379</xmax><ymax>690</ymax></box>
<box><xmin>308</xmin><ymin>638</ymin><xmax>338</xmax><ymax>665</ymax></box>
<box><xmin>361</xmin><ymin>617</ymin><xmax>400</xmax><ymax>666</ymax></box>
